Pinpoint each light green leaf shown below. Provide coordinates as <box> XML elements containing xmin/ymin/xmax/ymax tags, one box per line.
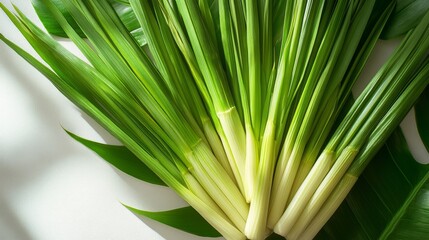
<box><xmin>124</xmin><ymin>205</ymin><xmax>221</xmax><ymax>237</ymax></box>
<box><xmin>66</xmin><ymin>130</ymin><xmax>166</xmax><ymax>186</ymax></box>
<box><xmin>31</xmin><ymin>0</ymin><xmax>84</xmax><ymax>37</ymax></box>
<box><xmin>31</xmin><ymin>0</ymin><xmax>146</xmax><ymax>45</ymax></box>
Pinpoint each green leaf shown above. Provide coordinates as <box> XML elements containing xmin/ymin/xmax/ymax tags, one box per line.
<box><xmin>31</xmin><ymin>0</ymin><xmax>146</xmax><ymax>45</ymax></box>
<box><xmin>387</xmin><ymin>179</ymin><xmax>429</xmax><ymax>239</ymax></box>
<box><xmin>31</xmin><ymin>0</ymin><xmax>84</xmax><ymax>37</ymax></box>
<box><xmin>318</xmin><ymin>129</ymin><xmax>429</xmax><ymax>239</ymax></box>
<box><xmin>415</xmin><ymin>86</ymin><xmax>429</xmax><ymax>152</ymax></box>
<box><xmin>381</xmin><ymin>0</ymin><xmax>429</xmax><ymax>39</ymax></box>
<box><xmin>124</xmin><ymin>205</ymin><xmax>221</xmax><ymax>237</ymax></box>
<box><xmin>66</xmin><ymin>130</ymin><xmax>166</xmax><ymax>186</ymax></box>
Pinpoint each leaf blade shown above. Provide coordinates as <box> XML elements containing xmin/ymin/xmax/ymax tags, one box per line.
<box><xmin>66</xmin><ymin>130</ymin><xmax>166</xmax><ymax>186</ymax></box>
<box><xmin>124</xmin><ymin>205</ymin><xmax>221</xmax><ymax>237</ymax></box>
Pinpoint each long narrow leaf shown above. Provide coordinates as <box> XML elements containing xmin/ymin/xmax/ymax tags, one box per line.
<box><xmin>66</xmin><ymin>130</ymin><xmax>166</xmax><ymax>186</ymax></box>
<box><xmin>124</xmin><ymin>205</ymin><xmax>221</xmax><ymax>237</ymax></box>
<box><xmin>31</xmin><ymin>0</ymin><xmax>147</xmax><ymax>45</ymax></box>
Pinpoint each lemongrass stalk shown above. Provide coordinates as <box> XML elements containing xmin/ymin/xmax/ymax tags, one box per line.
<box><xmin>280</xmin><ymin>147</ymin><xmax>359</xmax><ymax>238</ymax></box>
<box><xmin>187</xmin><ymin>141</ymin><xmax>248</xmax><ymax>230</ymax></box>
<box><xmin>298</xmin><ymin>173</ymin><xmax>358</xmax><ymax>240</ymax></box>
<box><xmin>270</xmin><ymin>149</ymin><xmax>334</xmax><ymax>231</ymax></box>
<box><xmin>78</xmin><ymin>0</ymin><xmax>244</xmax><ymax>201</ymax></box>
<box><xmin>244</xmin><ymin>125</ymin><xmax>258</xmax><ymax>202</ymax></box>
<box><xmin>131</xmin><ymin>0</ymin><xmax>234</xmax><ymax>180</ymax></box>
<box><xmin>179</xmin><ymin>188</ymin><xmax>246</xmax><ymax>240</ymax></box>
<box><xmin>218</xmin><ymin>1</ymin><xmax>243</xmax><ymax>121</ymax></box>
<box><xmin>173</xmin><ymin>0</ymin><xmax>247</xmax><ymax>190</ymax></box>
<box><xmin>276</xmin><ymin>9</ymin><xmax>429</xmax><ymax>234</ymax></box>
<box><xmin>151</xmin><ymin>4</ymin><xmax>234</xmax><ymax>178</ymax></box>
<box><xmin>289</xmin><ymin>0</ymin><xmax>381</xmax><ymax>200</ymax></box>
<box><xmin>298</xmin><ymin>59</ymin><xmax>429</xmax><ymax>239</ymax></box>
<box><xmin>246</xmin><ymin>0</ymin><xmax>261</xmax><ymax>137</ymax></box>
<box><xmin>269</xmin><ymin>1</ymin><xmax>351</xmax><ymax>227</ymax></box>
<box><xmin>254</xmin><ymin>2</ymin><xmax>310</xmax><ymax>233</ymax></box>
<box><xmin>201</xmin><ymin>117</ymin><xmax>235</xmax><ymax>178</ymax></box>
<box><xmin>289</xmin><ymin>90</ymin><xmax>338</xmax><ymax>199</ymax></box>
<box><xmin>290</xmin><ymin>14</ymin><xmax>429</xmax><ymax>238</ymax></box>
<box><xmin>245</xmin><ymin>120</ymin><xmax>276</xmax><ymax>240</ymax></box>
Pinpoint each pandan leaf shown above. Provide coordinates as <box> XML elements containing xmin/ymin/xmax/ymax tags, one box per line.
<box><xmin>381</xmin><ymin>0</ymin><xmax>429</xmax><ymax>39</ymax></box>
<box><xmin>66</xmin><ymin>130</ymin><xmax>166</xmax><ymax>186</ymax></box>
<box><xmin>318</xmin><ymin>129</ymin><xmax>429</xmax><ymax>239</ymax></box>
<box><xmin>31</xmin><ymin>0</ymin><xmax>84</xmax><ymax>37</ymax></box>
<box><xmin>31</xmin><ymin>0</ymin><xmax>147</xmax><ymax>45</ymax></box>
<box><xmin>415</xmin><ymin>86</ymin><xmax>429</xmax><ymax>152</ymax></box>
<box><xmin>124</xmin><ymin>205</ymin><xmax>221</xmax><ymax>238</ymax></box>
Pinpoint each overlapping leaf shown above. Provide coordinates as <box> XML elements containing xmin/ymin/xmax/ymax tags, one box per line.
<box><xmin>318</xmin><ymin>128</ymin><xmax>429</xmax><ymax>239</ymax></box>
<box><xmin>32</xmin><ymin>0</ymin><xmax>146</xmax><ymax>45</ymax></box>
<box><xmin>381</xmin><ymin>0</ymin><xmax>429</xmax><ymax>39</ymax></box>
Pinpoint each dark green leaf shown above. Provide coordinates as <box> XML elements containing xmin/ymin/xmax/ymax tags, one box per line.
<box><xmin>124</xmin><ymin>205</ymin><xmax>221</xmax><ymax>237</ymax></box>
<box><xmin>318</xmin><ymin>129</ymin><xmax>429</xmax><ymax>239</ymax></box>
<box><xmin>415</xmin><ymin>86</ymin><xmax>429</xmax><ymax>152</ymax></box>
<box><xmin>66</xmin><ymin>130</ymin><xmax>166</xmax><ymax>186</ymax></box>
<box><xmin>387</xmin><ymin>179</ymin><xmax>429</xmax><ymax>239</ymax></box>
<box><xmin>381</xmin><ymin>0</ymin><xmax>429</xmax><ymax>39</ymax></box>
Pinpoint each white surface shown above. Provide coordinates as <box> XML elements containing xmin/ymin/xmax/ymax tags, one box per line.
<box><xmin>0</xmin><ymin>1</ymin><xmax>428</xmax><ymax>240</ymax></box>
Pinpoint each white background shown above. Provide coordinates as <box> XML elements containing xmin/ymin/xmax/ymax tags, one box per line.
<box><xmin>0</xmin><ymin>1</ymin><xmax>428</xmax><ymax>240</ymax></box>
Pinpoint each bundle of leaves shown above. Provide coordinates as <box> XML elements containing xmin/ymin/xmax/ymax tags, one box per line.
<box><xmin>1</xmin><ymin>0</ymin><xmax>429</xmax><ymax>239</ymax></box>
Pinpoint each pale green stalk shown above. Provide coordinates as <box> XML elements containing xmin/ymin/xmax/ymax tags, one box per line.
<box><xmin>289</xmin><ymin>0</ymin><xmax>383</xmax><ymax>201</ymax></box>
<box><xmin>248</xmin><ymin>1</ymin><xmax>307</xmax><ymax>235</ymax></box>
<box><xmin>278</xmin><ymin>10</ymin><xmax>429</xmax><ymax>237</ymax></box>
<box><xmin>298</xmin><ymin>58</ymin><xmax>429</xmax><ymax>239</ymax></box>
<box><xmin>275</xmin><ymin>147</ymin><xmax>358</xmax><ymax>237</ymax></box>
<box><xmin>269</xmin><ymin>0</ymin><xmax>350</xmax><ymax>228</ymax></box>
<box><xmin>173</xmin><ymin>0</ymin><xmax>247</xmax><ymax>193</ymax></box>
<box><xmin>131</xmin><ymin>0</ymin><xmax>234</xmax><ymax>180</ymax></box>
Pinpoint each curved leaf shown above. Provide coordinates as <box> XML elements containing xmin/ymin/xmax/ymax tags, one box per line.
<box><xmin>31</xmin><ymin>0</ymin><xmax>84</xmax><ymax>37</ymax></box>
<box><xmin>66</xmin><ymin>130</ymin><xmax>166</xmax><ymax>186</ymax></box>
<box><xmin>318</xmin><ymin>129</ymin><xmax>429</xmax><ymax>239</ymax></box>
<box><xmin>124</xmin><ymin>205</ymin><xmax>221</xmax><ymax>238</ymax></box>
<box><xmin>31</xmin><ymin>0</ymin><xmax>147</xmax><ymax>45</ymax></box>
<box><xmin>381</xmin><ymin>0</ymin><xmax>429</xmax><ymax>39</ymax></box>
<box><xmin>415</xmin><ymin>86</ymin><xmax>429</xmax><ymax>152</ymax></box>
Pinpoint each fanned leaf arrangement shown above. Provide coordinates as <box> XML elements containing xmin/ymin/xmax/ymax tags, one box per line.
<box><xmin>317</xmin><ymin>129</ymin><xmax>429</xmax><ymax>239</ymax></box>
<box><xmin>2</xmin><ymin>0</ymin><xmax>429</xmax><ymax>239</ymax></box>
